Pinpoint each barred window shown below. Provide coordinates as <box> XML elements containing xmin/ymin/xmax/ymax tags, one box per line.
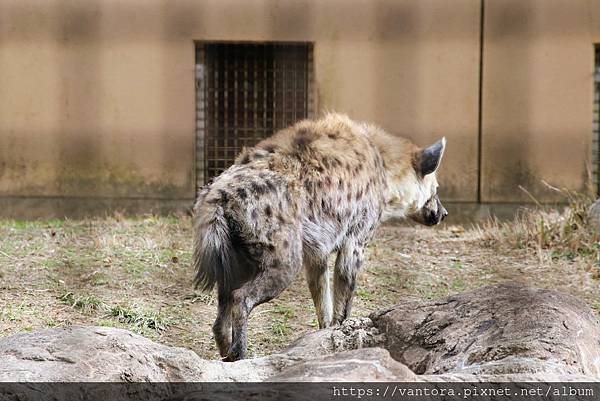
<box><xmin>195</xmin><ymin>42</ymin><xmax>313</xmax><ymax>190</ymax></box>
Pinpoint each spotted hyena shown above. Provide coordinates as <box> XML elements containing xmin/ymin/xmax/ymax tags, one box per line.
<box><xmin>193</xmin><ymin>113</ymin><xmax>447</xmax><ymax>361</ymax></box>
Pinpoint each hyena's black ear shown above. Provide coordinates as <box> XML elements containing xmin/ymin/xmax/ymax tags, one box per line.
<box><xmin>416</xmin><ymin>137</ymin><xmax>446</xmax><ymax>176</ymax></box>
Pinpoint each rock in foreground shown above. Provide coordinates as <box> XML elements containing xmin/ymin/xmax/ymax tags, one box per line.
<box><xmin>371</xmin><ymin>284</ymin><xmax>600</xmax><ymax>377</ymax></box>
<box><xmin>0</xmin><ymin>284</ymin><xmax>599</xmax><ymax>384</ymax></box>
<box><xmin>0</xmin><ymin>326</ymin><xmax>292</xmax><ymax>382</ymax></box>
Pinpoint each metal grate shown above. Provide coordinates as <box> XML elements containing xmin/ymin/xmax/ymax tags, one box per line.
<box><xmin>195</xmin><ymin>42</ymin><xmax>313</xmax><ymax>188</ymax></box>
<box><xmin>594</xmin><ymin>46</ymin><xmax>600</xmax><ymax>195</ymax></box>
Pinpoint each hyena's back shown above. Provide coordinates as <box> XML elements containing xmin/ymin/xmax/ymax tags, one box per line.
<box><xmin>193</xmin><ymin>113</ymin><xmax>393</xmax><ymax>292</ymax></box>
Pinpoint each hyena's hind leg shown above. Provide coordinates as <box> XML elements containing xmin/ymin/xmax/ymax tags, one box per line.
<box><xmin>304</xmin><ymin>255</ymin><xmax>333</xmax><ymax>329</ymax></box>
<box><xmin>333</xmin><ymin>242</ymin><xmax>365</xmax><ymax>325</ymax></box>
<box><xmin>212</xmin><ymin>291</ymin><xmax>232</xmax><ymax>358</ymax></box>
<box><xmin>226</xmin><ymin>231</ymin><xmax>303</xmax><ymax>362</ymax></box>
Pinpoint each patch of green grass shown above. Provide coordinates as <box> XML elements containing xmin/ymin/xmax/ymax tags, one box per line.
<box><xmin>109</xmin><ymin>305</ymin><xmax>170</xmax><ymax>332</ymax></box>
<box><xmin>418</xmin><ymin>285</ymin><xmax>449</xmax><ymax>300</ymax></box>
<box><xmin>45</xmin><ymin>219</ymin><xmax>66</xmax><ymax>228</ymax></box>
<box><xmin>270</xmin><ymin>305</ymin><xmax>294</xmax><ymax>337</ymax></box>
<box><xmin>119</xmin><ymin>246</ymin><xmax>182</xmax><ymax>277</ymax></box>
<box><xmin>59</xmin><ymin>292</ymin><xmax>106</xmax><ymax>313</ymax></box>
<box><xmin>451</xmin><ymin>277</ymin><xmax>467</xmax><ymax>292</ymax></box>
<box><xmin>41</xmin><ymin>258</ymin><xmax>63</xmax><ymax>270</ymax></box>
<box><xmin>58</xmin><ymin>291</ymin><xmax>170</xmax><ymax>333</ymax></box>
<box><xmin>356</xmin><ymin>288</ymin><xmax>374</xmax><ymax>302</ymax></box>
<box><xmin>551</xmin><ymin>249</ymin><xmax>577</xmax><ymax>262</ymax></box>
<box><xmin>0</xmin><ymin>241</ymin><xmax>32</xmax><ymax>259</ymax></box>
<box><xmin>125</xmin><ymin>260</ymin><xmax>151</xmax><ymax>277</ymax></box>
<box><xmin>0</xmin><ymin>301</ymin><xmax>43</xmax><ymax>323</ymax></box>
<box><xmin>8</xmin><ymin>220</ymin><xmax>32</xmax><ymax>230</ymax></box>
<box><xmin>89</xmin><ymin>272</ymin><xmax>110</xmax><ymax>286</ymax></box>
<box><xmin>1</xmin><ymin>305</ymin><xmax>22</xmax><ymax>322</ymax></box>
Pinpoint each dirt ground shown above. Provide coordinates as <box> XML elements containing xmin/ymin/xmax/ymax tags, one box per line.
<box><xmin>0</xmin><ymin>214</ymin><xmax>598</xmax><ymax>360</ymax></box>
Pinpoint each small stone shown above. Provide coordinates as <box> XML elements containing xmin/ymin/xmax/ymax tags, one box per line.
<box><xmin>588</xmin><ymin>199</ymin><xmax>600</xmax><ymax>234</ymax></box>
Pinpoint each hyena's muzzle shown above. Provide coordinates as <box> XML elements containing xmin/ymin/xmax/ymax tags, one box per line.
<box><xmin>410</xmin><ymin>194</ymin><xmax>448</xmax><ymax>226</ymax></box>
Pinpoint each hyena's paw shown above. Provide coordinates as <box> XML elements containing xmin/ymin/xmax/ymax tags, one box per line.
<box><xmin>223</xmin><ymin>345</ymin><xmax>245</xmax><ymax>362</ymax></box>
<box><xmin>223</xmin><ymin>354</ymin><xmax>243</xmax><ymax>362</ymax></box>
<box><xmin>213</xmin><ymin>335</ymin><xmax>231</xmax><ymax>359</ymax></box>
<box><xmin>318</xmin><ymin>321</ymin><xmax>333</xmax><ymax>330</ymax></box>
<box><xmin>331</xmin><ymin>316</ymin><xmax>350</xmax><ymax>327</ymax></box>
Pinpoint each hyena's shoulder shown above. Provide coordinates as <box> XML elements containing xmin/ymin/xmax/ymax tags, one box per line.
<box><xmin>226</xmin><ymin>113</ymin><xmax>418</xmax><ymax>202</ymax></box>
<box><xmin>266</xmin><ymin>113</ymin><xmax>375</xmax><ymax>163</ymax></box>
<box><xmin>234</xmin><ymin>113</ymin><xmax>383</xmax><ymax>179</ymax></box>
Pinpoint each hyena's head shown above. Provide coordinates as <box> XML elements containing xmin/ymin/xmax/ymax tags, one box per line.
<box><xmin>381</xmin><ymin>136</ymin><xmax>448</xmax><ymax>226</ymax></box>
<box><xmin>407</xmin><ymin>138</ymin><xmax>448</xmax><ymax>226</ymax></box>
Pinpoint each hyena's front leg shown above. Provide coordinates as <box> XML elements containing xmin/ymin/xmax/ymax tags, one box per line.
<box><xmin>305</xmin><ymin>256</ymin><xmax>333</xmax><ymax>329</ymax></box>
<box><xmin>333</xmin><ymin>243</ymin><xmax>364</xmax><ymax>325</ymax></box>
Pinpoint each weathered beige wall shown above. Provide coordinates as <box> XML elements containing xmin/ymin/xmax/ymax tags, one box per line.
<box><xmin>0</xmin><ymin>0</ymin><xmax>480</xmax><ymax>211</ymax></box>
<box><xmin>0</xmin><ymin>1</ymin><xmax>195</xmax><ymax>200</ymax></box>
<box><xmin>312</xmin><ymin>1</ymin><xmax>480</xmax><ymax>201</ymax></box>
<box><xmin>482</xmin><ymin>0</ymin><xmax>598</xmax><ymax>202</ymax></box>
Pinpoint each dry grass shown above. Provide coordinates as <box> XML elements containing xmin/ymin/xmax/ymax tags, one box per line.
<box><xmin>477</xmin><ymin>187</ymin><xmax>600</xmax><ymax>270</ymax></box>
<box><xmin>0</xmin><ymin>205</ymin><xmax>599</xmax><ymax>360</ymax></box>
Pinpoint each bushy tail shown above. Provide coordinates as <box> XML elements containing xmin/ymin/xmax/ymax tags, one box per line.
<box><xmin>193</xmin><ymin>202</ymin><xmax>233</xmax><ymax>293</ymax></box>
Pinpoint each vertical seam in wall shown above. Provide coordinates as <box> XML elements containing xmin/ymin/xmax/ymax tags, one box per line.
<box><xmin>194</xmin><ymin>42</ymin><xmax>207</xmax><ymax>197</ymax></box>
<box><xmin>477</xmin><ymin>0</ymin><xmax>485</xmax><ymax>203</ymax></box>
<box><xmin>193</xmin><ymin>41</ymin><xmax>199</xmax><ymax>199</ymax></box>
<box><xmin>594</xmin><ymin>44</ymin><xmax>600</xmax><ymax>196</ymax></box>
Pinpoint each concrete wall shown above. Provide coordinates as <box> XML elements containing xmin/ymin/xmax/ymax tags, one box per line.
<box><xmin>482</xmin><ymin>0</ymin><xmax>598</xmax><ymax>202</ymax></box>
<box><xmin>0</xmin><ymin>0</ymin><xmax>597</xmax><ymax>217</ymax></box>
<box><xmin>0</xmin><ymin>0</ymin><xmax>195</xmax><ymax>203</ymax></box>
<box><xmin>0</xmin><ymin>0</ymin><xmax>480</xmax><ymax>217</ymax></box>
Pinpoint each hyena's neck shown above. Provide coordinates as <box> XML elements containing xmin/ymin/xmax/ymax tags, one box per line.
<box><xmin>366</xmin><ymin>125</ymin><xmax>416</xmax><ymax>175</ymax></box>
<box><xmin>364</xmin><ymin>124</ymin><xmax>422</xmax><ymax>218</ymax></box>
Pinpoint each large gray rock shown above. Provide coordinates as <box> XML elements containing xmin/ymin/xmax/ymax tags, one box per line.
<box><xmin>0</xmin><ymin>320</ymin><xmax>378</xmax><ymax>382</ymax></box>
<box><xmin>0</xmin><ymin>326</ymin><xmax>294</xmax><ymax>382</ymax></box>
<box><xmin>272</xmin><ymin>348</ymin><xmax>416</xmax><ymax>382</ymax></box>
<box><xmin>1</xmin><ymin>284</ymin><xmax>599</xmax><ymax>384</ymax></box>
<box><xmin>370</xmin><ymin>284</ymin><xmax>600</xmax><ymax>377</ymax></box>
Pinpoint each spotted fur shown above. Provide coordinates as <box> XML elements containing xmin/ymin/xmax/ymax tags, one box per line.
<box><xmin>193</xmin><ymin>113</ymin><xmax>447</xmax><ymax>361</ymax></box>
